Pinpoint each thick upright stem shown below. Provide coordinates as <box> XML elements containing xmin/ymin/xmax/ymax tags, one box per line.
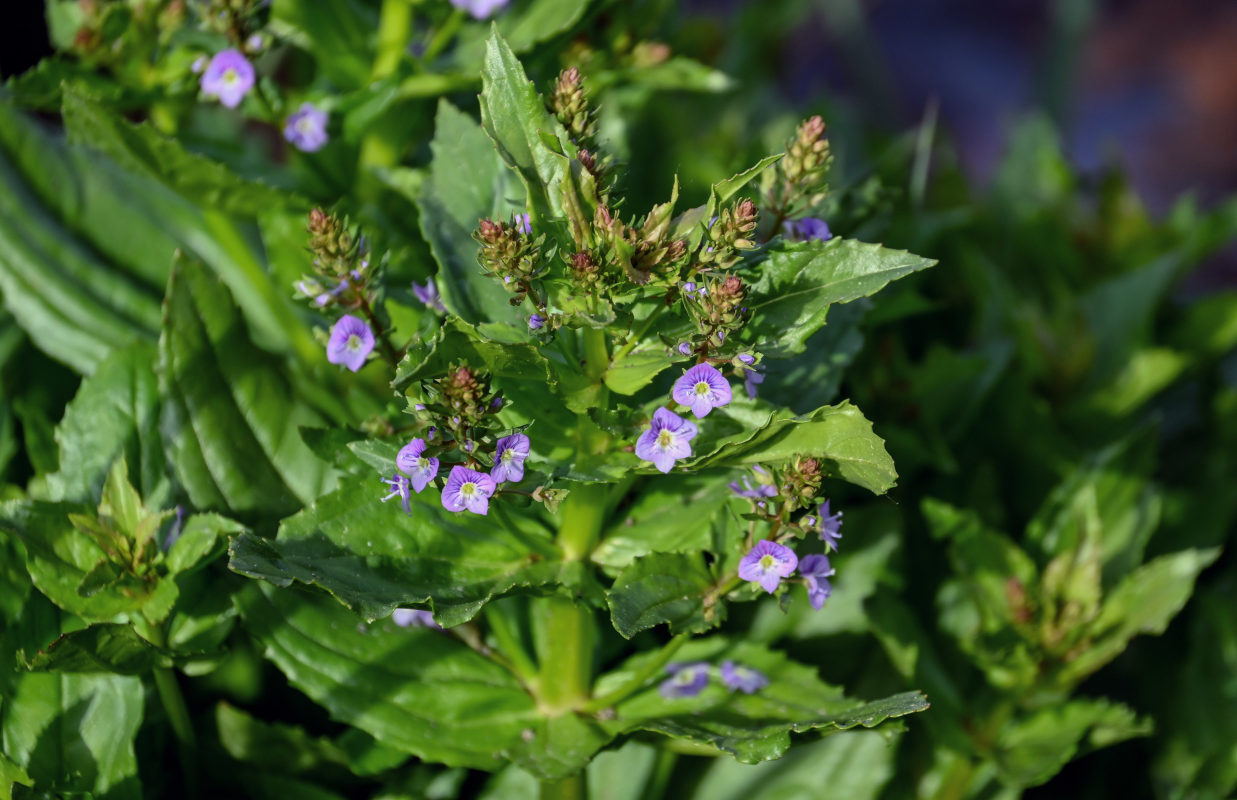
<box><xmin>358</xmin><ymin>0</ymin><xmax>412</xmax><ymax>191</ymax></box>
<box><xmin>146</xmin><ymin>626</ymin><xmax>199</xmax><ymax>800</ymax></box>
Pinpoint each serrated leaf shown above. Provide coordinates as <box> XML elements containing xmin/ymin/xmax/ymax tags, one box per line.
<box><xmin>1062</xmin><ymin>547</ymin><xmax>1220</xmax><ymax>684</ymax></box>
<box><xmin>418</xmin><ymin>99</ymin><xmax>523</xmax><ymax>326</ymax></box>
<box><xmin>748</xmin><ymin>239</ymin><xmax>936</xmax><ymax>357</ymax></box>
<box><xmin>0</xmin><ymin>671</ymin><xmax>143</xmax><ymax>798</ymax></box>
<box><xmin>993</xmin><ymin>700</ymin><xmax>1150</xmax><ymax>788</ymax></box>
<box><xmin>157</xmin><ymin>255</ymin><xmax>331</xmax><ymax>515</ymax></box>
<box><xmin>687</xmin><ymin>401</ymin><xmax>898</xmax><ymax>495</ymax></box>
<box><xmin>42</xmin><ymin>342</ymin><xmax>169</xmax><ymax>507</ymax></box>
<box><xmin>607</xmin><ymin>552</ymin><xmax>717</xmax><ymax>638</ymax></box>
<box><xmin>228</xmin><ymin>475</ymin><xmax>561</xmax><ymax>627</ymax></box>
<box><xmin>61</xmin><ymin>88</ymin><xmax>304</xmax><ymax>218</ymax></box>
<box><xmin>22</xmin><ymin>623</ymin><xmax>174</xmax><ymax>674</ymax></box>
<box><xmin>592</xmin><ymin>474</ymin><xmax>732</xmax><ymax>569</ymax></box>
<box><xmin>235</xmin><ymin>581</ymin><xmax>539</xmax><ymax>771</ymax></box>
<box><xmin>596</xmin><ymin>638</ymin><xmax>928</xmax><ymax>763</ymax></box>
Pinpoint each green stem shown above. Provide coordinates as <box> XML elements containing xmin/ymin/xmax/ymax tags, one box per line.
<box><xmin>540</xmin><ymin>773</ymin><xmax>585</xmax><ymax>800</ymax></box>
<box><xmin>581</xmin><ymin>633</ymin><xmax>689</xmax><ymax>713</ymax></box>
<box><xmin>420</xmin><ymin>9</ymin><xmax>466</xmax><ymax>64</ymax></box>
<box><xmin>484</xmin><ymin>602</ymin><xmax>539</xmax><ymax>683</ymax></box>
<box><xmin>146</xmin><ymin>626</ymin><xmax>199</xmax><ymax>800</ymax></box>
<box><xmin>611</xmin><ymin>304</ymin><xmax>668</xmax><ymax>362</ymax></box>
<box><xmin>358</xmin><ymin>0</ymin><xmax>413</xmax><ymax>186</ymax></box>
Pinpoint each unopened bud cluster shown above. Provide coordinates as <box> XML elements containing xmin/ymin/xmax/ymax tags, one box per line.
<box><xmin>783</xmin><ymin>455</ymin><xmax>823</xmax><ymax>511</ymax></box>
<box><xmin>699</xmin><ymin>199</ymin><xmax>759</xmax><ymax>270</ymax></box>
<box><xmin>475</xmin><ymin>217</ymin><xmax>545</xmax><ymax>303</ymax></box>
<box><xmin>412</xmin><ymin>365</ymin><xmax>508</xmax><ymax>464</ymax></box>
<box><xmin>766</xmin><ymin>115</ymin><xmax>833</xmax><ymax>220</ymax></box>
<box><xmin>549</xmin><ymin>68</ymin><xmax>612</xmax><ymax>195</ymax></box>
<box><xmin>295</xmin><ymin>208</ymin><xmax>375</xmax><ymax>311</ymax></box>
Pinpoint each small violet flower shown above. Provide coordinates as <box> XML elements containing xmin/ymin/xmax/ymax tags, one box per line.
<box><xmin>677</xmin><ymin>342</ymin><xmax>692</xmax><ymax>357</ymax></box>
<box><xmin>672</xmin><ymin>363</ymin><xmax>733</xmax><ymax>419</ymax></box>
<box><xmin>380</xmin><ymin>474</ymin><xmax>412</xmax><ymax>515</ymax></box>
<box><xmin>729</xmin><ymin>475</ymin><xmax>776</xmax><ymax>500</ymax></box>
<box><xmin>392</xmin><ymin>608</ymin><xmax>441</xmax><ymax>630</ymax></box>
<box><xmin>783</xmin><ymin>217</ymin><xmax>833</xmax><ymax>242</ymax></box>
<box><xmin>805</xmin><ymin>499</ymin><xmax>844</xmax><ymax>552</ymax></box>
<box><xmin>658</xmin><ymin>662</ymin><xmax>710</xmax><ymax>699</ymax></box>
<box><xmin>396</xmin><ymin>438</ymin><xmax>439</xmax><ymax>493</ymax></box>
<box><xmin>528</xmin><ymin>314</ymin><xmax>546</xmax><ymax>330</ymax></box>
<box><xmin>682</xmin><ymin>281</ymin><xmax>697</xmax><ymax>293</ymax></box>
<box><xmin>799</xmin><ymin>553</ymin><xmax>836</xmax><ymax>610</ymax></box>
<box><xmin>450</xmin><ymin>0</ymin><xmax>510</xmax><ymax>19</ymax></box>
<box><xmin>191</xmin><ymin>55</ymin><xmax>207</xmax><ymax>74</ymax></box>
<box><xmin>738</xmin><ymin>540</ymin><xmax>799</xmax><ymax>594</ymax></box>
<box><xmin>284</xmin><ymin>102</ymin><xmax>329</xmax><ymax>152</ymax></box>
<box><xmin>441</xmin><ymin>465</ymin><xmax>497</xmax><ymax>515</ymax></box>
<box><xmin>720</xmin><ymin>661</ymin><xmax>769</xmax><ymax>694</ymax></box>
<box><xmin>635</xmin><ymin>408</ymin><xmax>698</xmax><ymax>474</ymax></box>
<box><xmin>514</xmin><ymin>213</ymin><xmax>532</xmax><ymax>234</ymax></box>
<box><xmin>200</xmin><ymin>49</ymin><xmax>254</xmax><ymax>109</ymax></box>
<box><xmin>327</xmin><ymin>314</ymin><xmax>374</xmax><ymax>372</ymax></box>
<box><xmin>491</xmin><ymin>433</ymin><xmax>530</xmax><ymax>484</ymax></box>
<box><xmin>744</xmin><ymin>367</ymin><xmax>765</xmax><ymax>399</ymax></box>
<box><xmin>412</xmin><ymin>279</ymin><xmax>446</xmax><ymax>313</ymax></box>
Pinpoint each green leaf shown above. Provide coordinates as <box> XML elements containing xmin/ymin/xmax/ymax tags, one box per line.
<box><xmin>993</xmin><ymin>700</ymin><xmax>1150</xmax><ymax>788</ymax></box>
<box><xmin>602</xmin><ymin>344</ymin><xmax>682</xmax><ymax>396</ymax></box>
<box><xmin>688</xmin><ymin>728</ymin><xmax>899</xmax><ymax>800</ymax></box>
<box><xmin>158</xmin><ymin>255</ymin><xmax>331</xmax><ymax>515</ymax></box>
<box><xmin>42</xmin><ymin>342</ymin><xmax>169</xmax><ymax>507</ymax></box>
<box><xmin>215</xmin><ymin>702</ymin><xmax>352</xmax><ymax>775</ymax></box>
<box><xmin>229</xmin><ymin>475</ymin><xmax>561</xmax><ymax>627</ymax></box>
<box><xmin>0</xmin><ymin>500</ymin><xmax>172</xmax><ymax>622</ymax></box>
<box><xmin>268</xmin><ymin>0</ymin><xmax>374</xmax><ymax>88</ymax></box>
<box><xmin>1062</xmin><ymin>547</ymin><xmax>1220</xmax><ymax>684</ymax></box>
<box><xmin>478</xmin><ymin>31</ymin><xmax>574</xmax><ymax>228</ymax></box>
<box><xmin>452</xmin><ymin>0</ymin><xmax>593</xmax><ymax>67</ymax></box>
<box><xmin>592</xmin><ymin>474</ymin><xmax>732</xmax><ymax>569</ymax></box>
<box><xmin>0</xmin><ymin>671</ymin><xmax>143</xmax><ymax>798</ymax></box>
<box><xmin>236</xmin><ymin>581</ymin><xmax>539</xmax><ymax>771</ymax></box>
<box><xmin>393</xmin><ymin>318</ymin><xmax>553</xmax><ymax>390</ymax></box>
<box><xmin>607</xmin><ymin>552</ymin><xmax>717</xmax><ymax>638</ymax></box>
<box><xmin>0</xmin><ymin>752</ymin><xmax>32</xmax><ymax>800</ymax></box>
<box><xmin>688</xmin><ymin>401</ymin><xmax>898</xmax><ymax>495</ymax></box>
<box><xmin>417</xmin><ymin>99</ymin><xmax>522</xmax><ymax>325</ymax></box>
<box><xmin>21</xmin><ymin>623</ymin><xmax>174</xmax><ymax>674</ymax></box>
<box><xmin>597</xmin><ymin>638</ymin><xmax>928</xmax><ymax>763</ymax></box>
<box><xmin>165</xmin><ymin>513</ymin><xmax>244</xmax><ymax>575</ymax></box>
<box><xmin>747</xmin><ymin>239</ymin><xmax>936</xmax><ymax>357</ymax></box>
<box><xmin>61</xmin><ymin>88</ymin><xmax>304</xmax><ymax>218</ymax></box>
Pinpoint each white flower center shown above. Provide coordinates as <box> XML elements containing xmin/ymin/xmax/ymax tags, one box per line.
<box><xmin>759</xmin><ymin>554</ymin><xmax>776</xmax><ymax>571</ymax></box>
<box><xmin>657</xmin><ymin>430</ymin><xmax>675</xmax><ymax>449</ymax></box>
<box><xmin>460</xmin><ymin>481</ymin><xmax>477</xmax><ymax>498</ymax></box>
<box><xmin>502</xmin><ymin>449</ymin><xmax>514</xmax><ymax>463</ymax></box>
<box><xmin>223</xmin><ymin>69</ymin><xmax>238</xmax><ymax>85</ymax></box>
<box><xmin>693</xmin><ymin>381</ymin><xmax>711</xmax><ymax>397</ymax></box>
<box><xmin>346</xmin><ymin>334</ymin><xmax>361</xmax><ymax>350</ymax></box>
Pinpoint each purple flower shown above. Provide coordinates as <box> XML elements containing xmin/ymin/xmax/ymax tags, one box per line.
<box><xmin>635</xmin><ymin>408</ymin><xmax>698</xmax><ymax>474</ymax></box>
<box><xmin>738</xmin><ymin>540</ymin><xmax>798</xmax><ymax>594</ymax></box>
<box><xmin>327</xmin><ymin>314</ymin><xmax>374</xmax><ymax>372</ymax></box>
<box><xmin>441</xmin><ymin>465</ymin><xmax>496</xmax><ymax>515</ymax></box>
<box><xmin>682</xmin><ymin>282</ymin><xmax>697</xmax><ymax>293</ymax></box>
<box><xmin>783</xmin><ymin>217</ymin><xmax>833</xmax><ymax>242</ymax></box>
<box><xmin>658</xmin><ymin>662</ymin><xmax>710</xmax><ymax>699</ymax></box>
<box><xmin>720</xmin><ymin>661</ymin><xmax>769</xmax><ymax>694</ymax></box>
<box><xmin>200</xmin><ymin>49</ymin><xmax>254</xmax><ymax>109</ymax></box>
<box><xmin>191</xmin><ymin>55</ymin><xmax>207</xmax><ymax>74</ymax></box>
<box><xmin>514</xmin><ymin>213</ymin><xmax>532</xmax><ymax>234</ymax></box>
<box><xmin>672</xmin><ymin>363</ymin><xmax>732</xmax><ymax>419</ymax></box>
<box><xmin>396</xmin><ymin>438</ymin><xmax>439</xmax><ymax>493</ymax></box>
<box><xmin>450</xmin><ymin>0</ymin><xmax>510</xmax><ymax>19</ymax></box>
<box><xmin>392</xmin><ymin>608</ymin><xmax>441</xmax><ymax>629</ymax></box>
<box><xmin>729</xmin><ymin>475</ymin><xmax>777</xmax><ymax>499</ymax></box>
<box><xmin>528</xmin><ymin>314</ymin><xmax>546</xmax><ymax>330</ymax></box>
<box><xmin>677</xmin><ymin>342</ymin><xmax>692</xmax><ymax>357</ymax></box>
<box><xmin>744</xmin><ymin>367</ymin><xmax>765</xmax><ymax>399</ymax></box>
<box><xmin>284</xmin><ymin>102</ymin><xmax>329</xmax><ymax>152</ymax></box>
<box><xmin>412</xmin><ymin>279</ymin><xmax>446</xmax><ymax>313</ymax></box>
<box><xmin>799</xmin><ymin>553</ymin><xmax>835</xmax><ymax>610</ymax></box>
<box><xmin>806</xmin><ymin>500</ymin><xmax>844</xmax><ymax>552</ymax></box>
<box><xmin>738</xmin><ymin>353</ymin><xmax>755</xmax><ymax>365</ymax></box>
<box><xmin>489</xmin><ymin>396</ymin><xmax>503</xmax><ymax>411</ymax></box>
<box><xmin>380</xmin><ymin>474</ymin><xmax>412</xmax><ymax>515</ymax></box>
<box><xmin>491</xmin><ymin>433</ymin><xmax>530</xmax><ymax>484</ymax></box>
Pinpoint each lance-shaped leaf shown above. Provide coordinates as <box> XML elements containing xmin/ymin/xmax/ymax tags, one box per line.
<box><xmin>158</xmin><ymin>255</ymin><xmax>331</xmax><ymax>515</ymax></box>
<box><xmin>43</xmin><ymin>341</ymin><xmax>169</xmax><ymax>506</ymax></box>
<box><xmin>418</xmin><ymin>99</ymin><xmax>523</xmax><ymax>326</ymax></box>
<box><xmin>687</xmin><ymin>401</ymin><xmax>897</xmax><ymax>495</ymax></box>
<box><xmin>21</xmin><ymin>623</ymin><xmax>176</xmax><ymax>674</ymax></box>
<box><xmin>747</xmin><ymin>239</ymin><xmax>936</xmax><ymax>357</ymax></box>
<box><xmin>478</xmin><ymin>31</ymin><xmax>574</xmax><ymax>228</ymax></box>
<box><xmin>229</xmin><ymin>475</ymin><xmax>562</xmax><ymax>627</ymax></box>
<box><xmin>236</xmin><ymin>581</ymin><xmax>540</xmax><ymax>771</ymax></box>
<box><xmin>607</xmin><ymin>552</ymin><xmax>718</xmax><ymax>638</ymax></box>
<box><xmin>593</xmin><ymin>474</ymin><xmax>733</xmax><ymax>569</ymax></box>
<box><xmin>597</xmin><ymin>638</ymin><xmax>929</xmax><ymax>763</ymax></box>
